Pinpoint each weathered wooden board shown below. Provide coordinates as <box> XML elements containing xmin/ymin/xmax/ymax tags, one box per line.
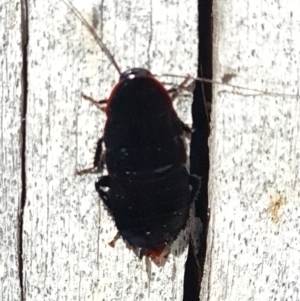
<box><xmin>0</xmin><ymin>0</ymin><xmax>22</xmax><ymax>300</ymax></box>
<box><xmin>201</xmin><ymin>1</ymin><xmax>300</xmax><ymax>300</ymax></box>
<box><xmin>23</xmin><ymin>0</ymin><xmax>198</xmax><ymax>300</ymax></box>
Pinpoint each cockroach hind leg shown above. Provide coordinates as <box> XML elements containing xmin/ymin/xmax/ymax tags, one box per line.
<box><xmin>81</xmin><ymin>92</ymin><xmax>107</xmax><ymax>112</ymax></box>
<box><xmin>189</xmin><ymin>174</ymin><xmax>201</xmax><ymax>202</ymax></box>
<box><xmin>108</xmin><ymin>232</ymin><xmax>120</xmax><ymax>248</ymax></box>
<box><xmin>145</xmin><ymin>256</ymin><xmax>152</xmax><ymax>284</ymax></box>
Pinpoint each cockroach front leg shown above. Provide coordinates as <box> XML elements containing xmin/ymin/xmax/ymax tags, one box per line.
<box><xmin>81</xmin><ymin>92</ymin><xmax>107</xmax><ymax>112</ymax></box>
<box><xmin>167</xmin><ymin>75</ymin><xmax>194</xmax><ymax>99</ymax></box>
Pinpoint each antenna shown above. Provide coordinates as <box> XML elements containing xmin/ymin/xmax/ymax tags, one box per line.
<box><xmin>159</xmin><ymin>74</ymin><xmax>299</xmax><ymax>98</ymax></box>
<box><xmin>62</xmin><ymin>0</ymin><xmax>298</xmax><ymax>99</ymax></box>
<box><xmin>62</xmin><ymin>0</ymin><xmax>122</xmax><ymax>75</ymax></box>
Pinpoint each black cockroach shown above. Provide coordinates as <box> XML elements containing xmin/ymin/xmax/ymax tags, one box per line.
<box><xmin>63</xmin><ymin>0</ymin><xmax>201</xmax><ymax>264</ymax></box>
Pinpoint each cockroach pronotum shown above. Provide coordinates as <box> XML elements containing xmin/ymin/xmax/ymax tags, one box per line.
<box><xmin>63</xmin><ymin>0</ymin><xmax>201</xmax><ymax>265</ymax></box>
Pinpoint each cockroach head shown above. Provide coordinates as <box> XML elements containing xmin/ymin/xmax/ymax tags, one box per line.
<box><xmin>120</xmin><ymin>68</ymin><xmax>152</xmax><ymax>81</ymax></box>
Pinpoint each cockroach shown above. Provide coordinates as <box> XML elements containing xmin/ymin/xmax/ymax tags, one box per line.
<box><xmin>63</xmin><ymin>0</ymin><xmax>201</xmax><ymax>265</ymax></box>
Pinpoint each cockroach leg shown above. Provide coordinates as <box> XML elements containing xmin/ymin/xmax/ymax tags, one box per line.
<box><xmin>93</xmin><ymin>137</ymin><xmax>105</xmax><ymax>172</ymax></box>
<box><xmin>76</xmin><ymin>167</ymin><xmax>98</xmax><ymax>176</ymax></box>
<box><xmin>108</xmin><ymin>232</ymin><xmax>121</xmax><ymax>248</ymax></box>
<box><xmin>76</xmin><ymin>137</ymin><xmax>105</xmax><ymax>176</ymax></box>
<box><xmin>189</xmin><ymin>174</ymin><xmax>201</xmax><ymax>202</ymax></box>
<box><xmin>95</xmin><ymin>175</ymin><xmax>111</xmax><ymax>208</ymax></box>
<box><xmin>81</xmin><ymin>92</ymin><xmax>107</xmax><ymax>112</ymax></box>
<box><xmin>182</xmin><ymin>122</ymin><xmax>193</xmax><ymax>133</ymax></box>
<box><xmin>167</xmin><ymin>75</ymin><xmax>194</xmax><ymax>99</ymax></box>
<box><xmin>95</xmin><ymin>174</ymin><xmax>110</xmax><ymax>188</ymax></box>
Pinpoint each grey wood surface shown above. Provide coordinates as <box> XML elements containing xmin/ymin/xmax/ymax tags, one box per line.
<box><xmin>21</xmin><ymin>0</ymin><xmax>197</xmax><ymax>300</ymax></box>
<box><xmin>0</xmin><ymin>1</ymin><xmax>23</xmax><ymax>300</ymax></box>
<box><xmin>201</xmin><ymin>1</ymin><xmax>300</xmax><ymax>300</ymax></box>
<box><xmin>4</xmin><ymin>1</ymin><xmax>300</xmax><ymax>300</ymax></box>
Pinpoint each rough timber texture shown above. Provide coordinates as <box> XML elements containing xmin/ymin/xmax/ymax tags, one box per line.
<box><xmin>0</xmin><ymin>1</ymin><xmax>22</xmax><ymax>300</ymax></box>
<box><xmin>22</xmin><ymin>0</ymin><xmax>198</xmax><ymax>300</ymax></box>
<box><xmin>201</xmin><ymin>1</ymin><xmax>300</xmax><ymax>300</ymax></box>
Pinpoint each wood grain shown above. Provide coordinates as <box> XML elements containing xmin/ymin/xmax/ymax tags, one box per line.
<box><xmin>0</xmin><ymin>1</ymin><xmax>23</xmax><ymax>300</ymax></box>
<box><xmin>201</xmin><ymin>1</ymin><xmax>300</xmax><ymax>300</ymax></box>
<box><xmin>22</xmin><ymin>0</ymin><xmax>198</xmax><ymax>300</ymax></box>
